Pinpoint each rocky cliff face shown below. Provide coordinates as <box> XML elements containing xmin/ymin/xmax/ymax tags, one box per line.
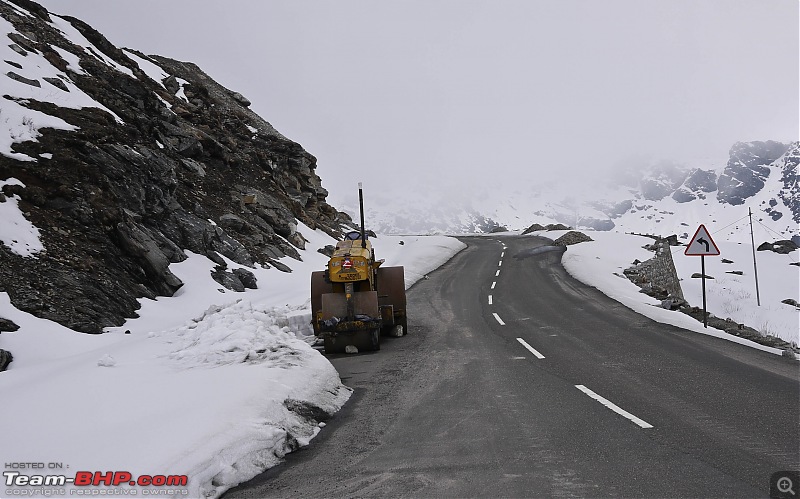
<box><xmin>0</xmin><ymin>0</ymin><xmax>349</xmax><ymax>332</ymax></box>
<box><xmin>776</xmin><ymin>142</ymin><xmax>800</xmax><ymax>224</ymax></box>
<box><xmin>717</xmin><ymin>140</ymin><xmax>791</xmax><ymax>206</ymax></box>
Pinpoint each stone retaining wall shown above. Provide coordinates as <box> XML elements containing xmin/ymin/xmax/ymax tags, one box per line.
<box><xmin>625</xmin><ymin>237</ymin><xmax>684</xmax><ymax>301</ymax></box>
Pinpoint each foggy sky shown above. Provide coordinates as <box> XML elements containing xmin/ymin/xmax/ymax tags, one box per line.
<box><xmin>35</xmin><ymin>1</ymin><xmax>800</xmax><ymax>206</ymax></box>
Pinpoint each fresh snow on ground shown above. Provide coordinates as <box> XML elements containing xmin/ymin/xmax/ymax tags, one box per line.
<box><xmin>528</xmin><ymin>229</ymin><xmax>798</xmax><ymax>350</ymax></box>
<box><xmin>1</xmin><ymin>217</ymin><xmax>796</xmax><ymax>498</ymax></box>
<box><xmin>0</xmin><ymin>178</ymin><xmax>44</xmax><ymax>257</ymax></box>
<box><xmin>0</xmin><ymin>13</ymin><xmax>124</xmax><ymax>162</ymax></box>
<box><xmin>0</xmin><ymin>224</ymin><xmax>465</xmax><ymax>499</ymax></box>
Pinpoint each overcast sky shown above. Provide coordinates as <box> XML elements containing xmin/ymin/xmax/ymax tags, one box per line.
<box><xmin>37</xmin><ymin>0</ymin><xmax>799</xmax><ymax>205</ymax></box>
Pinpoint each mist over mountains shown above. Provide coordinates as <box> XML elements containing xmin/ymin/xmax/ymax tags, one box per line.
<box><xmin>0</xmin><ymin>0</ymin><xmax>796</xmax><ymax>337</ymax></box>
<box><xmin>348</xmin><ymin>140</ymin><xmax>799</xmax><ymax>241</ymax></box>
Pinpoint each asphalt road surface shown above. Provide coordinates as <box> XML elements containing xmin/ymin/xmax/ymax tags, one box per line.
<box><xmin>226</xmin><ymin>236</ymin><xmax>799</xmax><ymax>498</ymax></box>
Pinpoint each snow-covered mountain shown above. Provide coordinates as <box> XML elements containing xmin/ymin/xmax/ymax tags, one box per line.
<box><xmin>0</xmin><ymin>0</ymin><xmax>349</xmax><ymax>333</ymax></box>
<box><xmin>350</xmin><ymin>141</ymin><xmax>799</xmax><ymax>245</ymax></box>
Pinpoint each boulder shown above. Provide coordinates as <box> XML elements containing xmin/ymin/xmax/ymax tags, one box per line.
<box><xmin>553</xmin><ymin>231</ymin><xmax>593</xmax><ymax>246</ymax></box>
<box><xmin>210</xmin><ymin>266</ymin><xmax>245</xmax><ymax>292</ymax></box>
<box><xmin>0</xmin><ymin>349</ymin><xmax>12</xmax><ymax>372</ymax></box>
<box><xmin>317</xmin><ymin>245</ymin><xmax>335</xmax><ymax>257</ymax></box>
<box><xmin>232</xmin><ymin>268</ymin><xmax>258</xmax><ymax>289</ymax></box>
<box><xmin>521</xmin><ymin>223</ymin><xmax>546</xmax><ymax>235</ymax></box>
<box><xmin>0</xmin><ymin>318</ymin><xmax>20</xmax><ymax>332</ymax></box>
<box><xmin>757</xmin><ymin>240</ymin><xmax>798</xmax><ymax>254</ymax></box>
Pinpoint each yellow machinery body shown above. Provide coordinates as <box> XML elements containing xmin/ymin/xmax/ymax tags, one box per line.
<box><xmin>311</xmin><ymin>231</ymin><xmax>407</xmax><ymax>353</ymax></box>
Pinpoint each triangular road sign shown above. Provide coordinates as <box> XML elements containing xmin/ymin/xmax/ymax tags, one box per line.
<box><xmin>685</xmin><ymin>224</ymin><xmax>721</xmax><ymax>256</ymax></box>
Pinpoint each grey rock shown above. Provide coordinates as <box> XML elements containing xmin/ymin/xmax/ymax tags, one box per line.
<box><xmin>521</xmin><ymin>224</ymin><xmax>546</xmax><ymax>235</ymax></box>
<box><xmin>230</xmin><ymin>91</ymin><xmax>251</xmax><ymax>107</ymax></box>
<box><xmin>206</xmin><ymin>251</ymin><xmax>226</xmax><ymax>267</ymax></box>
<box><xmin>232</xmin><ymin>268</ymin><xmax>258</xmax><ymax>289</ymax></box>
<box><xmin>9</xmin><ymin>43</ymin><xmax>27</xmax><ymax>56</ymax></box>
<box><xmin>271</xmin><ymin>260</ymin><xmax>293</xmax><ymax>273</ymax></box>
<box><xmin>553</xmin><ymin>231</ymin><xmax>593</xmax><ymax>246</ymax></box>
<box><xmin>42</xmin><ymin>76</ymin><xmax>68</xmax><ymax>91</ymax></box>
<box><xmin>115</xmin><ymin>221</ymin><xmax>184</xmax><ymax>295</ymax></box>
<box><xmin>691</xmin><ymin>273</ymin><xmax>714</xmax><ymax>279</ymax></box>
<box><xmin>0</xmin><ymin>349</ymin><xmax>12</xmax><ymax>372</ymax></box>
<box><xmin>219</xmin><ymin>214</ymin><xmax>246</xmax><ymax>232</ymax></box>
<box><xmin>317</xmin><ymin>245</ymin><xmax>335</xmax><ymax>257</ymax></box>
<box><xmin>6</xmin><ymin>71</ymin><xmax>40</xmax><ymax>87</ymax></box>
<box><xmin>210</xmin><ymin>266</ymin><xmax>245</xmax><ymax>292</ymax></box>
<box><xmin>781</xmin><ymin>299</ymin><xmax>798</xmax><ymax>307</ymax></box>
<box><xmin>758</xmin><ymin>240</ymin><xmax>798</xmax><ymax>254</ymax></box>
<box><xmin>0</xmin><ymin>318</ymin><xmax>19</xmax><ymax>332</ymax></box>
<box><xmin>718</xmin><ymin>141</ymin><xmax>790</xmax><ymax>205</ymax></box>
<box><xmin>672</xmin><ymin>169</ymin><xmax>717</xmax><ymax>203</ymax></box>
<box><xmin>179</xmin><ymin>158</ymin><xmax>206</xmax><ymax>177</ymax></box>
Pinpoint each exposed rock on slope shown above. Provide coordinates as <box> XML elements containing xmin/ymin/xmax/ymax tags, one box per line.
<box><xmin>717</xmin><ymin>141</ymin><xmax>790</xmax><ymax>206</ymax></box>
<box><xmin>776</xmin><ymin>142</ymin><xmax>800</xmax><ymax>223</ymax></box>
<box><xmin>552</xmin><ymin>231</ymin><xmax>593</xmax><ymax>246</ymax></box>
<box><xmin>0</xmin><ymin>0</ymin><xmax>349</xmax><ymax>332</ymax></box>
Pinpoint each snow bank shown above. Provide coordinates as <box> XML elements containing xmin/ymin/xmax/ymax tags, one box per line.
<box><xmin>0</xmin><ymin>177</ymin><xmax>44</xmax><ymax>257</ymax></box>
<box><xmin>530</xmin><ymin>230</ymin><xmax>795</xmax><ymax>353</ymax></box>
<box><xmin>0</xmin><ymin>223</ymin><xmax>465</xmax><ymax>498</ymax></box>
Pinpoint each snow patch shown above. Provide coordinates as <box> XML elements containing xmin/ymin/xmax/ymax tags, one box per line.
<box><xmin>0</xmin><ymin>177</ymin><xmax>44</xmax><ymax>257</ymax></box>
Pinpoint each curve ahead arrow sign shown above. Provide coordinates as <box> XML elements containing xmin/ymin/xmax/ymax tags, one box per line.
<box><xmin>685</xmin><ymin>225</ymin><xmax>721</xmax><ymax>256</ymax></box>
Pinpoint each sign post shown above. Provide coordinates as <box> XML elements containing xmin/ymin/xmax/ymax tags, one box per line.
<box><xmin>685</xmin><ymin>224</ymin><xmax>721</xmax><ymax>328</ymax></box>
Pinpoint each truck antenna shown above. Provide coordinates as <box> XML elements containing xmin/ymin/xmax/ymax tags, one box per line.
<box><xmin>358</xmin><ymin>182</ymin><xmax>367</xmax><ymax>248</ymax></box>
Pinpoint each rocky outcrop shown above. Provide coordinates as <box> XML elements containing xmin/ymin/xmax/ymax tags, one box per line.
<box><xmin>0</xmin><ymin>318</ymin><xmax>19</xmax><ymax>332</ymax></box>
<box><xmin>521</xmin><ymin>223</ymin><xmax>546</xmax><ymax>235</ymax></box>
<box><xmin>672</xmin><ymin>168</ymin><xmax>717</xmax><ymax>203</ymax></box>
<box><xmin>0</xmin><ymin>349</ymin><xmax>12</xmax><ymax>372</ymax></box>
<box><xmin>757</xmin><ymin>240</ymin><xmax>798</xmax><ymax>254</ymax></box>
<box><xmin>0</xmin><ymin>1</ymin><xmax>349</xmax><ymax>332</ymax></box>
<box><xmin>639</xmin><ymin>162</ymin><xmax>689</xmax><ymax>201</ymax></box>
<box><xmin>776</xmin><ymin>142</ymin><xmax>800</xmax><ymax>223</ymax></box>
<box><xmin>552</xmin><ymin>231</ymin><xmax>593</xmax><ymax>246</ymax></box>
<box><xmin>717</xmin><ymin>141</ymin><xmax>790</xmax><ymax>206</ymax></box>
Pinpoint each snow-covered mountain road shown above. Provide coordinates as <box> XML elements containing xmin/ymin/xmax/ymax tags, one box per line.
<box><xmin>226</xmin><ymin>236</ymin><xmax>799</xmax><ymax>497</ymax></box>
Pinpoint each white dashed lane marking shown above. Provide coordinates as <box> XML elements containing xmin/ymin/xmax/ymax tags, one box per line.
<box><xmin>493</xmin><ymin>313</ymin><xmax>505</xmax><ymax>325</ymax></box>
<box><xmin>575</xmin><ymin>385</ymin><xmax>653</xmax><ymax>429</ymax></box>
<box><xmin>491</xmin><ymin>281</ymin><xmax>496</xmax><ymax>290</ymax></box>
<box><xmin>516</xmin><ymin>338</ymin><xmax>545</xmax><ymax>359</ymax></box>
<box><xmin>488</xmin><ymin>295</ymin><xmax>493</xmax><ymax>305</ymax></box>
